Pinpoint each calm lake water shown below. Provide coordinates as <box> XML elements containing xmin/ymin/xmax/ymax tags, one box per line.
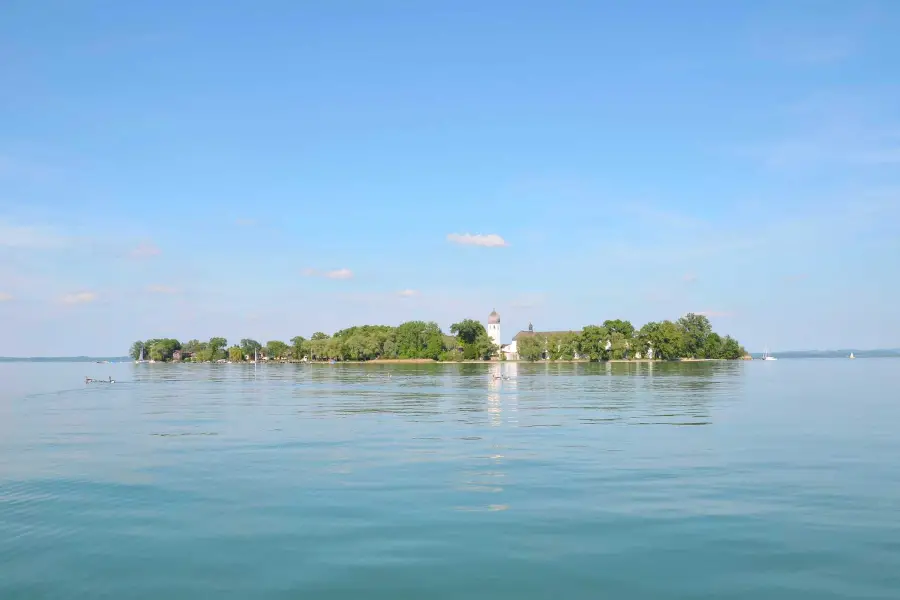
<box><xmin>2</xmin><ymin>360</ymin><xmax>899</xmax><ymax>599</ymax></box>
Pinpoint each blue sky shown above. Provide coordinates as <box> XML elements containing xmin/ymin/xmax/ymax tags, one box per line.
<box><xmin>1</xmin><ymin>0</ymin><xmax>899</xmax><ymax>356</ymax></box>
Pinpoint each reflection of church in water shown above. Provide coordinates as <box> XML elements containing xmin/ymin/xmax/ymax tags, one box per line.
<box><xmin>487</xmin><ymin>361</ymin><xmax>518</xmax><ymax>427</ymax></box>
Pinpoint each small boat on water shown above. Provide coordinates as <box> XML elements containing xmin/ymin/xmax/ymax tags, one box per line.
<box><xmin>85</xmin><ymin>376</ymin><xmax>115</xmax><ymax>384</ymax></box>
<box><xmin>761</xmin><ymin>347</ymin><xmax>777</xmax><ymax>361</ymax></box>
<box><xmin>849</xmin><ymin>352</ymin><xmax>856</xmax><ymax>359</ymax></box>
<box><xmin>135</xmin><ymin>346</ymin><xmax>149</xmax><ymax>364</ymax></box>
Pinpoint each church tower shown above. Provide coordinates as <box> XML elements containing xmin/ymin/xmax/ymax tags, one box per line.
<box><xmin>487</xmin><ymin>309</ymin><xmax>501</xmax><ymax>351</ymax></box>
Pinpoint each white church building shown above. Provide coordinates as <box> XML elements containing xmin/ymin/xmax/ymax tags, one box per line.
<box><xmin>487</xmin><ymin>309</ymin><xmax>502</xmax><ymax>350</ymax></box>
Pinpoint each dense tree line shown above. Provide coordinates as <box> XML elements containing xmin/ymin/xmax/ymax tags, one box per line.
<box><xmin>515</xmin><ymin>314</ymin><xmax>745</xmax><ymax>361</ymax></box>
<box><xmin>129</xmin><ymin>319</ymin><xmax>498</xmax><ymax>363</ymax></box>
<box><xmin>129</xmin><ymin>313</ymin><xmax>745</xmax><ymax>363</ymax></box>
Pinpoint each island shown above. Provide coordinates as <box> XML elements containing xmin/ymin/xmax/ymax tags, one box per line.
<box><xmin>130</xmin><ymin>313</ymin><xmax>746</xmax><ymax>363</ymax></box>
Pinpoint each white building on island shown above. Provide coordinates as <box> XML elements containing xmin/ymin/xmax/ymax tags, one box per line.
<box><xmin>487</xmin><ymin>309</ymin><xmax>501</xmax><ymax>351</ymax></box>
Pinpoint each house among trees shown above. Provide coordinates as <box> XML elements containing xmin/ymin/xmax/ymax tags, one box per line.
<box><xmin>503</xmin><ymin>323</ymin><xmax>585</xmax><ymax>360</ymax></box>
<box><xmin>502</xmin><ymin>320</ymin><xmax>655</xmax><ymax>361</ymax></box>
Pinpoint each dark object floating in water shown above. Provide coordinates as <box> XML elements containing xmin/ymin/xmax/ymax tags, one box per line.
<box><xmin>85</xmin><ymin>376</ymin><xmax>115</xmax><ymax>384</ymax></box>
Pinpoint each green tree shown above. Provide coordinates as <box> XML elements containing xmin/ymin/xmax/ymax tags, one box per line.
<box><xmin>450</xmin><ymin>319</ymin><xmax>487</xmax><ymax>345</ymax></box>
<box><xmin>307</xmin><ymin>338</ymin><xmax>328</xmax><ymax>361</ymax></box>
<box><xmin>609</xmin><ymin>331</ymin><xmax>628</xmax><ymax>360</ymax></box>
<box><xmin>342</xmin><ymin>334</ymin><xmax>367</xmax><ymax>361</ymax></box>
<box><xmin>382</xmin><ymin>339</ymin><xmax>398</xmax><ymax>359</ymax></box>
<box><xmin>580</xmin><ymin>325</ymin><xmax>610</xmax><ymax>361</ymax></box>
<box><xmin>558</xmin><ymin>332</ymin><xmax>580</xmax><ymax>360</ymax></box>
<box><xmin>393</xmin><ymin>321</ymin><xmax>444</xmax><ymax>359</ymax></box>
<box><xmin>325</xmin><ymin>337</ymin><xmax>344</xmax><ymax>360</ymax></box>
<box><xmin>678</xmin><ymin>313</ymin><xmax>712</xmax><ymax>358</ymax></box>
<box><xmin>228</xmin><ymin>346</ymin><xmax>244</xmax><ymax>362</ymax></box>
<box><xmin>517</xmin><ymin>335</ymin><xmax>544</xmax><ymax>361</ymax></box>
<box><xmin>472</xmin><ymin>332</ymin><xmax>497</xmax><ymax>360</ymax></box>
<box><xmin>451</xmin><ymin>319</ymin><xmax>497</xmax><ymax>360</ymax></box>
<box><xmin>647</xmin><ymin>320</ymin><xmax>685</xmax><ymax>360</ymax></box>
<box><xmin>333</xmin><ymin>325</ymin><xmax>395</xmax><ymax>360</ymax></box>
<box><xmin>130</xmin><ymin>340</ymin><xmax>146</xmax><ymax>360</ymax></box>
<box><xmin>240</xmin><ymin>339</ymin><xmax>262</xmax><ymax>359</ymax></box>
<box><xmin>183</xmin><ymin>339</ymin><xmax>204</xmax><ymax>355</ymax></box>
<box><xmin>290</xmin><ymin>336</ymin><xmax>307</xmax><ymax>359</ymax></box>
<box><xmin>603</xmin><ymin>319</ymin><xmax>635</xmax><ymax>339</ymax></box>
<box><xmin>208</xmin><ymin>337</ymin><xmax>227</xmax><ymax>360</ymax></box>
<box><xmin>311</xmin><ymin>332</ymin><xmax>329</xmax><ymax>341</ymax></box>
<box><xmin>720</xmin><ymin>335</ymin><xmax>743</xmax><ymax>360</ymax></box>
<box><xmin>703</xmin><ymin>332</ymin><xmax>723</xmax><ymax>359</ymax></box>
<box><xmin>265</xmin><ymin>340</ymin><xmax>289</xmax><ymax>360</ymax></box>
<box><xmin>145</xmin><ymin>338</ymin><xmax>181</xmax><ymax>362</ymax></box>
<box><xmin>544</xmin><ymin>333</ymin><xmax>578</xmax><ymax>360</ymax></box>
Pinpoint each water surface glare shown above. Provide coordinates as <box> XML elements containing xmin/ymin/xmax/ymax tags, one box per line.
<box><xmin>2</xmin><ymin>360</ymin><xmax>899</xmax><ymax>598</ymax></box>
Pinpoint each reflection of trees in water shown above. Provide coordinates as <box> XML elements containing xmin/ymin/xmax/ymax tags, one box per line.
<box><xmin>496</xmin><ymin>361</ymin><xmax>746</xmax><ymax>426</ymax></box>
<box><xmin>190</xmin><ymin>361</ymin><xmax>746</xmax><ymax>425</ymax></box>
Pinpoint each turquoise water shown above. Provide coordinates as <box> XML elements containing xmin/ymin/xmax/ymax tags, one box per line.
<box><xmin>2</xmin><ymin>360</ymin><xmax>898</xmax><ymax>598</ymax></box>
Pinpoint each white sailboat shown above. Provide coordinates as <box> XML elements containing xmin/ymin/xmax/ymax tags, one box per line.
<box><xmin>761</xmin><ymin>347</ymin><xmax>777</xmax><ymax>361</ymax></box>
<box><xmin>135</xmin><ymin>346</ymin><xmax>149</xmax><ymax>364</ymax></box>
<box><xmin>849</xmin><ymin>352</ymin><xmax>856</xmax><ymax>359</ymax></box>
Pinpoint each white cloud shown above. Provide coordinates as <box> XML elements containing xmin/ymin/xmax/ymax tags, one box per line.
<box><xmin>0</xmin><ymin>292</ymin><xmax>12</xmax><ymax>301</ymax></box>
<box><xmin>325</xmin><ymin>268</ymin><xmax>353</xmax><ymax>280</ymax></box>
<box><xmin>61</xmin><ymin>291</ymin><xmax>98</xmax><ymax>304</ymax></box>
<box><xmin>397</xmin><ymin>289</ymin><xmax>419</xmax><ymax>297</ymax></box>
<box><xmin>129</xmin><ymin>242</ymin><xmax>161</xmax><ymax>258</ymax></box>
<box><xmin>683</xmin><ymin>273</ymin><xmax>698</xmax><ymax>283</ymax></box>
<box><xmin>146</xmin><ymin>284</ymin><xmax>179</xmax><ymax>294</ymax></box>
<box><xmin>303</xmin><ymin>267</ymin><xmax>354</xmax><ymax>280</ymax></box>
<box><xmin>447</xmin><ymin>233</ymin><xmax>508</xmax><ymax>247</ymax></box>
<box><xmin>0</xmin><ymin>220</ymin><xmax>67</xmax><ymax>249</ymax></box>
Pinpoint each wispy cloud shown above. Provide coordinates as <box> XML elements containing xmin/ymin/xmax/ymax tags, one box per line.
<box><xmin>325</xmin><ymin>268</ymin><xmax>354</xmax><ymax>280</ymax></box>
<box><xmin>738</xmin><ymin>90</ymin><xmax>900</xmax><ymax>171</ymax></box>
<box><xmin>447</xmin><ymin>233</ymin><xmax>509</xmax><ymax>247</ymax></box>
<box><xmin>0</xmin><ymin>220</ymin><xmax>67</xmax><ymax>249</ymax></box>
<box><xmin>0</xmin><ymin>292</ymin><xmax>12</xmax><ymax>302</ymax></box>
<box><xmin>234</xmin><ymin>218</ymin><xmax>257</xmax><ymax>227</ymax></box>
<box><xmin>683</xmin><ymin>273</ymin><xmax>698</xmax><ymax>283</ymax></box>
<box><xmin>302</xmin><ymin>267</ymin><xmax>354</xmax><ymax>280</ymax></box>
<box><xmin>60</xmin><ymin>291</ymin><xmax>98</xmax><ymax>304</ymax></box>
<box><xmin>146</xmin><ymin>284</ymin><xmax>180</xmax><ymax>294</ymax></box>
<box><xmin>129</xmin><ymin>242</ymin><xmax>161</xmax><ymax>258</ymax></box>
<box><xmin>397</xmin><ymin>289</ymin><xmax>419</xmax><ymax>298</ymax></box>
